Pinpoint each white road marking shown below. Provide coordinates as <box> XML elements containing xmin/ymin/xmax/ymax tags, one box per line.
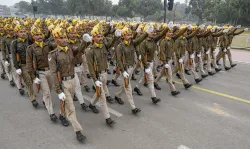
<box><xmin>83</xmin><ymin>95</ymin><xmax>123</xmax><ymax>117</ymax></box>
<box><xmin>178</xmin><ymin>145</ymin><xmax>191</xmax><ymax>149</ymax></box>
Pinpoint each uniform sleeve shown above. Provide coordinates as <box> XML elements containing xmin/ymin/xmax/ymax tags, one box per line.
<box><xmin>186</xmin><ymin>29</ymin><xmax>199</xmax><ymax>40</ymax></box>
<box><xmin>86</xmin><ymin>49</ymin><xmax>97</xmax><ymax>82</ymax></box>
<box><xmin>133</xmin><ymin>33</ymin><xmax>148</xmax><ymax>47</ymax></box>
<box><xmin>48</xmin><ymin>52</ymin><xmax>62</xmax><ymax>94</ymax></box>
<box><xmin>159</xmin><ymin>40</ymin><xmax>167</xmax><ymax>64</ymax></box>
<box><xmin>212</xmin><ymin>31</ymin><xmax>223</xmax><ymax>37</ymax></box>
<box><xmin>10</xmin><ymin>40</ymin><xmax>19</xmax><ymax>69</ymax></box>
<box><xmin>233</xmin><ymin>30</ymin><xmax>244</xmax><ymax>36</ymax></box>
<box><xmin>26</xmin><ymin>46</ymin><xmax>35</xmax><ymax>79</ymax></box>
<box><xmin>106</xmin><ymin>35</ymin><xmax>117</xmax><ymax>49</ymax></box>
<box><xmin>116</xmin><ymin>44</ymin><xmax>125</xmax><ymax>73</ymax></box>
<box><xmin>139</xmin><ymin>41</ymin><xmax>148</xmax><ymax>68</ymax></box>
<box><xmin>153</xmin><ymin>27</ymin><xmax>169</xmax><ymax>42</ymax></box>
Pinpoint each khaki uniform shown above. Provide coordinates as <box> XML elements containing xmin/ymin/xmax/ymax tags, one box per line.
<box><xmin>68</xmin><ymin>39</ymin><xmax>88</xmax><ymax>105</ymax></box>
<box><xmin>26</xmin><ymin>42</ymin><xmax>54</xmax><ymax>114</ymax></box>
<box><xmin>11</xmin><ymin>38</ymin><xmax>35</xmax><ymax>100</ymax></box>
<box><xmin>49</xmin><ymin>47</ymin><xmax>83</xmax><ymax>132</ymax></box>
<box><xmin>86</xmin><ymin>36</ymin><xmax>116</xmax><ymax>119</ymax></box>
<box><xmin>196</xmin><ymin>32</ymin><xmax>207</xmax><ymax>75</ymax></box>
<box><xmin>1</xmin><ymin>36</ymin><xmax>19</xmax><ymax>86</ymax></box>
<box><xmin>0</xmin><ymin>34</ymin><xmax>5</xmax><ymax>75</ymax></box>
<box><xmin>115</xmin><ymin>33</ymin><xmax>147</xmax><ymax>107</ymax></box>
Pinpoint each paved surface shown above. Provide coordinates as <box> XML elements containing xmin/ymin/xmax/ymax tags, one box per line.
<box><xmin>1</xmin><ymin>49</ymin><xmax>250</xmax><ymax>149</ymax></box>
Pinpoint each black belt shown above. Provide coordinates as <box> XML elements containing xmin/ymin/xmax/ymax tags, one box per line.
<box><xmin>147</xmin><ymin>60</ymin><xmax>153</xmax><ymax>63</ymax></box>
<box><xmin>75</xmin><ymin>63</ymin><xmax>82</xmax><ymax>67</ymax></box>
<box><xmin>37</xmin><ymin>67</ymin><xmax>50</xmax><ymax>71</ymax></box>
<box><xmin>62</xmin><ymin>75</ymin><xmax>75</xmax><ymax>81</ymax></box>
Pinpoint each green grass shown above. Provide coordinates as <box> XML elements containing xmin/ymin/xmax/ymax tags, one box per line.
<box><xmin>231</xmin><ymin>35</ymin><xmax>250</xmax><ymax>47</ymax></box>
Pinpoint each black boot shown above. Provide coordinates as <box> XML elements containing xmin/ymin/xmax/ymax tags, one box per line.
<box><xmin>195</xmin><ymin>78</ymin><xmax>202</xmax><ymax>84</ymax></box>
<box><xmin>115</xmin><ymin>96</ymin><xmax>124</xmax><ymax>105</ymax></box>
<box><xmin>106</xmin><ymin>96</ymin><xmax>114</xmax><ymax>104</ymax></box>
<box><xmin>132</xmin><ymin>108</ymin><xmax>141</xmax><ymax>114</ymax></box>
<box><xmin>107</xmin><ymin>80</ymin><xmax>111</xmax><ymax>85</ymax></box>
<box><xmin>215</xmin><ymin>68</ymin><xmax>222</xmax><ymax>72</ymax></box>
<box><xmin>151</xmin><ymin>97</ymin><xmax>161</xmax><ymax>104</ymax></box>
<box><xmin>10</xmin><ymin>80</ymin><xmax>15</xmax><ymax>86</ymax></box>
<box><xmin>31</xmin><ymin>100</ymin><xmax>38</xmax><ymax>107</ymax></box>
<box><xmin>131</xmin><ymin>74</ymin><xmax>136</xmax><ymax>81</ymax></box>
<box><xmin>176</xmin><ymin>73</ymin><xmax>181</xmax><ymax>79</ymax></box>
<box><xmin>84</xmin><ymin>85</ymin><xmax>90</xmax><ymax>92</ymax></box>
<box><xmin>171</xmin><ymin>91</ymin><xmax>180</xmax><ymax>96</ymax></box>
<box><xmin>59</xmin><ymin>115</ymin><xmax>69</xmax><ymax>127</ymax></box>
<box><xmin>154</xmin><ymin>83</ymin><xmax>161</xmax><ymax>90</ymax></box>
<box><xmin>185</xmin><ymin>69</ymin><xmax>191</xmax><ymax>75</ymax></box>
<box><xmin>73</xmin><ymin>94</ymin><xmax>78</xmax><ymax>101</ymax></box>
<box><xmin>113</xmin><ymin>69</ymin><xmax>116</xmax><ymax>74</ymax></box>
<box><xmin>50</xmin><ymin>114</ymin><xmax>58</xmax><ymax>122</ymax></box>
<box><xmin>19</xmin><ymin>89</ymin><xmax>24</xmax><ymax>95</ymax></box>
<box><xmin>216</xmin><ymin>61</ymin><xmax>221</xmax><ymax>66</ymax></box>
<box><xmin>110</xmin><ymin>60</ymin><xmax>115</xmax><ymax>66</ymax></box>
<box><xmin>87</xmin><ymin>74</ymin><xmax>91</xmax><ymax>79</ymax></box>
<box><xmin>89</xmin><ymin>104</ymin><xmax>99</xmax><ymax>113</ymax></box>
<box><xmin>106</xmin><ymin>69</ymin><xmax>111</xmax><ymax>74</ymax></box>
<box><xmin>106</xmin><ymin>118</ymin><xmax>115</xmax><ymax>126</ymax></box>
<box><xmin>135</xmin><ymin>70</ymin><xmax>140</xmax><ymax>75</ymax></box>
<box><xmin>92</xmin><ymin>85</ymin><xmax>96</xmax><ymax>91</ymax></box>
<box><xmin>76</xmin><ymin>131</ymin><xmax>86</xmax><ymax>142</ymax></box>
<box><xmin>81</xmin><ymin>103</ymin><xmax>88</xmax><ymax>111</ymax></box>
<box><xmin>0</xmin><ymin>73</ymin><xmax>5</xmax><ymax>79</ymax></box>
<box><xmin>134</xmin><ymin>87</ymin><xmax>143</xmax><ymax>96</ymax></box>
<box><xmin>184</xmin><ymin>83</ymin><xmax>193</xmax><ymax>89</ymax></box>
<box><xmin>111</xmin><ymin>79</ymin><xmax>120</xmax><ymax>86</ymax></box>
<box><xmin>231</xmin><ymin>64</ymin><xmax>237</xmax><ymax>68</ymax></box>
<box><xmin>225</xmin><ymin>66</ymin><xmax>231</xmax><ymax>71</ymax></box>
<box><xmin>201</xmin><ymin>74</ymin><xmax>208</xmax><ymax>78</ymax></box>
<box><xmin>208</xmin><ymin>71</ymin><xmax>215</xmax><ymax>76</ymax></box>
<box><xmin>143</xmin><ymin>82</ymin><xmax>148</xmax><ymax>87</ymax></box>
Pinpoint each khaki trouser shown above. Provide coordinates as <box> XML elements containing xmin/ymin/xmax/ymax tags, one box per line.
<box><xmin>20</xmin><ymin>65</ymin><xmax>35</xmax><ymax>101</ymax></box>
<box><xmin>61</xmin><ymin>78</ymin><xmax>83</xmax><ymax>132</ymax></box>
<box><xmin>136</xmin><ymin>62</ymin><xmax>156</xmax><ymax>97</ymax></box>
<box><xmin>155</xmin><ymin>60</ymin><xmax>176</xmax><ymax>92</ymax></box>
<box><xmin>75</xmin><ymin>65</ymin><xmax>85</xmax><ymax>104</ymax></box>
<box><xmin>187</xmin><ymin>54</ymin><xmax>200</xmax><ymax>80</ymax></box>
<box><xmin>216</xmin><ymin>47</ymin><xmax>232</xmax><ymax>67</ymax></box>
<box><xmin>115</xmin><ymin>67</ymin><xmax>136</xmax><ymax>109</ymax></box>
<box><xmin>38</xmin><ymin>70</ymin><xmax>54</xmax><ymax>115</ymax></box>
<box><xmin>174</xmin><ymin>56</ymin><xmax>190</xmax><ymax>84</ymax></box>
<box><xmin>196</xmin><ymin>52</ymin><xmax>206</xmax><ymax>75</ymax></box>
<box><xmin>0</xmin><ymin>52</ymin><xmax>4</xmax><ymax>74</ymax></box>
<box><xmin>81</xmin><ymin>54</ymin><xmax>89</xmax><ymax>86</ymax></box>
<box><xmin>112</xmin><ymin>66</ymin><xmax>120</xmax><ymax>81</ymax></box>
<box><xmin>204</xmin><ymin>49</ymin><xmax>212</xmax><ymax>72</ymax></box>
<box><xmin>91</xmin><ymin>72</ymin><xmax>110</xmax><ymax>119</ymax></box>
<box><xmin>5</xmin><ymin>56</ymin><xmax>22</xmax><ymax>89</ymax></box>
<box><xmin>211</xmin><ymin>48</ymin><xmax>219</xmax><ymax>69</ymax></box>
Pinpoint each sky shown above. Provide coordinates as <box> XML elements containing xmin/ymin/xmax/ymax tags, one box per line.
<box><xmin>0</xmin><ymin>0</ymin><xmax>186</xmax><ymax>6</ymax></box>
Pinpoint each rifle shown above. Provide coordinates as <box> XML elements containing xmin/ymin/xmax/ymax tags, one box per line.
<box><xmin>93</xmin><ymin>54</ymin><xmax>101</xmax><ymax>97</ymax></box>
<box><xmin>32</xmin><ymin>47</ymin><xmax>40</xmax><ymax>93</ymax></box>
<box><xmin>55</xmin><ymin>52</ymin><xmax>65</xmax><ymax>114</ymax></box>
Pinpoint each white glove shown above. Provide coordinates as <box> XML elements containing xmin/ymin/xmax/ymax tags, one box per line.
<box><xmin>58</xmin><ymin>92</ymin><xmax>66</xmax><ymax>101</ymax></box>
<box><xmin>95</xmin><ymin>80</ymin><xmax>102</xmax><ymax>87</ymax></box>
<box><xmin>138</xmin><ymin>55</ymin><xmax>141</xmax><ymax>60</ymax></box>
<box><xmin>33</xmin><ymin>77</ymin><xmax>41</xmax><ymax>84</ymax></box>
<box><xmin>187</xmin><ymin>24</ymin><xmax>192</xmax><ymax>30</ymax></box>
<box><xmin>123</xmin><ymin>71</ymin><xmax>129</xmax><ymax>78</ymax></box>
<box><xmin>179</xmin><ymin>59</ymin><xmax>183</xmax><ymax>63</ymax></box>
<box><xmin>199</xmin><ymin>25</ymin><xmax>205</xmax><ymax>30</ymax></box>
<box><xmin>213</xmin><ymin>51</ymin><xmax>216</xmax><ymax>54</ymax></box>
<box><xmin>217</xmin><ymin>26</ymin><xmax>222</xmax><ymax>30</ymax></box>
<box><xmin>223</xmin><ymin>29</ymin><xmax>229</xmax><ymax>33</ymax></box>
<box><xmin>115</xmin><ymin>29</ymin><xmax>122</xmax><ymax>37</ymax></box>
<box><xmin>146</xmin><ymin>25</ymin><xmax>154</xmax><ymax>34</ymax></box>
<box><xmin>4</xmin><ymin>61</ymin><xmax>9</xmax><ymax>67</ymax></box>
<box><xmin>244</xmin><ymin>28</ymin><xmax>248</xmax><ymax>31</ymax></box>
<box><xmin>82</xmin><ymin>34</ymin><xmax>92</xmax><ymax>42</ymax></box>
<box><xmin>190</xmin><ymin>54</ymin><xmax>194</xmax><ymax>59</ymax></box>
<box><xmin>168</xmin><ymin>21</ymin><xmax>174</xmax><ymax>29</ymax></box>
<box><xmin>197</xmin><ymin>54</ymin><xmax>201</xmax><ymax>57</ymax></box>
<box><xmin>236</xmin><ymin>25</ymin><xmax>241</xmax><ymax>29</ymax></box>
<box><xmin>211</xmin><ymin>28</ymin><xmax>215</xmax><ymax>33</ymax></box>
<box><xmin>176</xmin><ymin>24</ymin><xmax>181</xmax><ymax>28</ymax></box>
<box><xmin>164</xmin><ymin>63</ymin><xmax>170</xmax><ymax>68</ymax></box>
<box><xmin>145</xmin><ymin>68</ymin><xmax>151</xmax><ymax>74</ymax></box>
<box><xmin>206</xmin><ymin>50</ymin><xmax>210</xmax><ymax>54</ymax></box>
<box><xmin>223</xmin><ymin>49</ymin><xmax>227</xmax><ymax>53</ymax></box>
<box><xmin>16</xmin><ymin>69</ymin><xmax>22</xmax><ymax>75</ymax></box>
<box><xmin>110</xmin><ymin>22</ymin><xmax>114</xmax><ymax>28</ymax></box>
<box><xmin>136</xmin><ymin>28</ymin><xmax>141</xmax><ymax>33</ymax></box>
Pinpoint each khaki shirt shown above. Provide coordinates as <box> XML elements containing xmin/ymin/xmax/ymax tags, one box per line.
<box><xmin>116</xmin><ymin>33</ymin><xmax>148</xmax><ymax>72</ymax></box>
<box><xmin>26</xmin><ymin>42</ymin><xmax>54</xmax><ymax>78</ymax></box>
<box><xmin>68</xmin><ymin>40</ymin><xmax>89</xmax><ymax>65</ymax></box>
<box><xmin>48</xmin><ymin>47</ymin><xmax>76</xmax><ymax>94</ymax></box>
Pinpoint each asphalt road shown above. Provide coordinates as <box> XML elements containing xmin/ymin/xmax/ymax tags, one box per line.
<box><xmin>0</xmin><ymin>49</ymin><xmax>250</xmax><ymax>149</ymax></box>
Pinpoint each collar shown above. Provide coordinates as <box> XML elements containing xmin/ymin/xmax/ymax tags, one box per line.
<box><xmin>18</xmin><ymin>37</ymin><xmax>26</xmax><ymax>43</ymax></box>
<box><xmin>58</xmin><ymin>45</ymin><xmax>68</xmax><ymax>52</ymax></box>
<box><xmin>0</xmin><ymin>33</ymin><xmax>4</xmax><ymax>37</ymax></box>
<box><xmin>94</xmin><ymin>43</ymin><xmax>103</xmax><ymax>48</ymax></box>
<box><xmin>123</xmin><ymin>40</ymin><xmax>130</xmax><ymax>45</ymax></box>
<box><xmin>7</xmin><ymin>34</ymin><xmax>14</xmax><ymax>38</ymax></box>
<box><xmin>69</xmin><ymin>39</ymin><xmax>77</xmax><ymax>44</ymax></box>
<box><xmin>35</xmin><ymin>41</ymin><xmax>44</xmax><ymax>48</ymax></box>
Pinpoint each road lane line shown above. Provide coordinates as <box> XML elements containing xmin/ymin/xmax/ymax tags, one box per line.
<box><xmin>83</xmin><ymin>95</ymin><xmax>123</xmax><ymax>117</ymax></box>
<box><xmin>178</xmin><ymin>145</ymin><xmax>191</xmax><ymax>149</ymax></box>
<box><xmin>162</xmin><ymin>78</ymin><xmax>250</xmax><ymax>104</ymax></box>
